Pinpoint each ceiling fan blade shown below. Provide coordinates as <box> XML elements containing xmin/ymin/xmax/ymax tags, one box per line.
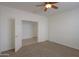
<box><xmin>44</xmin><ymin>7</ymin><xmax>47</xmax><ymax>12</ymax></box>
<box><xmin>51</xmin><ymin>2</ymin><xmax>58</xmax><ymax>4</ymax></box>
<box><xmin>45</xmin><ymin>2</ymin><xmax>58</xmax><ymax>4</ymax></box>
<box><xmin>45</xmin><ymin>2</ymin><xmax>48</xmax><ymax>4</ymax></box>
<box><xmin>52</xmin><ymin>5</ymin><xmax>58</xmax><ymax>9</ymax></box>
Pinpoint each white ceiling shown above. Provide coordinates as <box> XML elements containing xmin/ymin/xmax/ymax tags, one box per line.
<box><xmin>0</xmin><ymin>2</ymin><xmax>79</xmax><ymax>16</ymax></box>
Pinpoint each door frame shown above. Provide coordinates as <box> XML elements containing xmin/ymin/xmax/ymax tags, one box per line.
<box><xmin>14</xmin><ymin>19</ymin><xmax>38</xmax><ymax>52</ymax></box>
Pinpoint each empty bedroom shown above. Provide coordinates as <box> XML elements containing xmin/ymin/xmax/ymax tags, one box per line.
<box><xmin>0</xmin><ymin>2</ymin><xmax>79</xmax><ymax>57</ymax></box>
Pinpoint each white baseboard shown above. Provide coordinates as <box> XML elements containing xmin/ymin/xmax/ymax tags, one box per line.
<box><xmin>49</xmin><ymin>40</ymin><xmax>79</xmax><ymax>50</ymax></box>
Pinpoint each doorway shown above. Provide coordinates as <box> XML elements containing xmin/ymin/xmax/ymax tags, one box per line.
<box><xmin>22</xmin><ymin>20</ymin><xmax>38</xmax><ymax>47</ymax></box>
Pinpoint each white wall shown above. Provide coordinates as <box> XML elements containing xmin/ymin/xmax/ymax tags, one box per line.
<box><xmin>32</xmin><ymin>22</ymin><xmax>38</xmax><ymax>37</ymax></box>
<box><xmin>22</xmin><ymin>21</ymin><xmax>37</xmax><ymax>39</ymax></box>
<box><xmin>9</xmin><ymin>19</ymin><xmax>15</xmax><ymax>50</ymax></box>
<box><xmin>0</xmin><ymin>5</ymin><xmax>48</xmax><ymax>52</ymax></box>
<box><xmin>48</xmin><ymin>8</ymin><xmax>79</xmax><ymax>50</ymax></box>
<box><xmin>0</xmin><ymin>13</ymin><xmax>1</xmax><ymax>53</ymax></box>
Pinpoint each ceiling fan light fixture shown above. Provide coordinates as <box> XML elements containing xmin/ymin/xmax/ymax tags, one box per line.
<box><xmin>45</xmin><ymin>4</ymin><xmax>52</xmax><ymax>8</ymax></box>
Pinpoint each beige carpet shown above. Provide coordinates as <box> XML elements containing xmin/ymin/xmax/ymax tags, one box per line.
<box><xmin>22</xmin><ymin>37</ymin><xmax>37</xmax><ymax>47</ymax></box>
<box><xmin>9</xmin><ymin>41</ymin><xmax>79</xmax><ymax>57</ymax></box>
<box><xmin>1</xmin><ymin>41</ymin><xmax>79</xmax><ymax>57</ymax></box>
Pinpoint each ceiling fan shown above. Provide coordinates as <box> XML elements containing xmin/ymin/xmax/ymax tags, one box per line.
<box><xmin>36</xmin><ymin>2</ymin><xmax>58</xmax><ymax>12</ymax></box>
